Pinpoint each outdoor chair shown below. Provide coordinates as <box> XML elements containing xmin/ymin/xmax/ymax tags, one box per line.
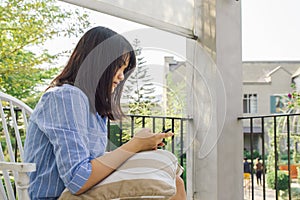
<box><xmin>0</xmin><ymin>91</ymin><xmax>36</xmax><ymax>200</ymax></box>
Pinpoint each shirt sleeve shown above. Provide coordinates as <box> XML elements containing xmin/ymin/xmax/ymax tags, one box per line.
<box><xmin>34</xmin><ymin>87</ymin><xmax>93</xmax><ymax>194</ymax></box>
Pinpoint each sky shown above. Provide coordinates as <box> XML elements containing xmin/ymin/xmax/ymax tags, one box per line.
<box><xmin>242</xmin><ymin>0</ymin><xmax>300</xmax><ymax>61</ymax></box>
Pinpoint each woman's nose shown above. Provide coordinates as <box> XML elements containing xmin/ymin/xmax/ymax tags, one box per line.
<box><xmin>118</xmin><ymin>72</ymin><xmax>124</xmax><ymax>80</ymax></box>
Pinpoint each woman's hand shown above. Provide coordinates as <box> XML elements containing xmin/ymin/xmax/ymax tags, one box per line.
<box><xmin>122</xmin><ymin>128</ymin><xmax>174</xmax><ymax>153</ymax></box>
<box><xmin>78</xmin><ymin>128</ymin><xmax>171</xmax><ymax>194</ymax></box>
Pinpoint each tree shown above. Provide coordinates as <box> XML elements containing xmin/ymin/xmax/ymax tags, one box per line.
<box><xmin>266</xmin><ymin>84</ymin><xmax>300</xmax><ymax>175</ymax></box>
<box><xmin>165</xmin><ymin>73</ymin><xmax>186</xmax><ymax>117</ymax></box>
<box><xmin>0</xmin><ymin>0</ymin><xmax>90</xmax><ymax>107</ymax></box>
<box><xmin>123</xmin><ymin>38</ymin><xmax>157</xmax><ymax>116</ymax></box>
<box><xmin>285</xmin><ymin>84</ymin><xmax>300</xmax><ymax>163</ymax></box>
<box><xmin>120</xmin><ymin>39</ymin><xmax>157</xmax><ymax>142</ymax></box>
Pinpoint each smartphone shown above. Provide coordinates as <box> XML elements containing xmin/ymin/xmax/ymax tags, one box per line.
<box><xmin>162</xmin><ymin>128</ymin><xmax>172</xmax><ymax>133</ymax></box>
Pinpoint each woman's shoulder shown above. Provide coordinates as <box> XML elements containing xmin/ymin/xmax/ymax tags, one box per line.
<box><xmin>47</xmin><ymin>84</ymin><xmax>83</xmax><ymax>94</ymax></box>
<box><xmin>35</xmin><ymin>84</ymin><xmax>89</xmax><ymax>109</ymax></box>
<box><xmin>45</xmin><ymin>84</ymin><xmax>88</xmax><ymax>100</ymax></box>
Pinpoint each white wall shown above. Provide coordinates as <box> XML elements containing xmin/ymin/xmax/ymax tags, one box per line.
<box><xmin>186</xmin><ymin>0</ymin><xmax>243</xmax><ymax>199</ymax></box>
<box><xmin>60</xmin><ymin>0</ymin><xmax>195</xmax><ymax>38</ymax></box>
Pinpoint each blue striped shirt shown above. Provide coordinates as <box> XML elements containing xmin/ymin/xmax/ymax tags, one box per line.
<box><xmin>24</xmin><ymin>84</ymin><xmax>107</xmax><ymax>199</ymax></box>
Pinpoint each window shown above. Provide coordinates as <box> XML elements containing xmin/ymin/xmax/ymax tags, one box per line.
<box><xmin>270</xmin><ymin>95</ymin><xmax>285</xmax><ymax>113</ymax></box>
<box><xmin>243</xmin><ymin>94</ymin><xmax>257</xmax><ymax>114</ymax></box>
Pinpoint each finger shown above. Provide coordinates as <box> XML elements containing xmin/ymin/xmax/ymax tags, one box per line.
<box><xmin>153</xmin><ymin>133</ymin><xmax>173</xmax><ymax>143</ymax></box>
<box><xmin>135</xmin><ymin>128</ymin><xmax>153</xmax><ymax>138</ymax></box>
<box><xmin>163</xmin><ymin>132</ymin><xmax>174</xmax><ymax>138</ymax></box>
<box><xmin>153</xmin><ymin>142</ymin><xmax>165</xmax><ymax>150</ymax></box>
<box><xmin>136</xmin><ymin>128</ymin><xmax>174</xmax><ymax>138</ymax></box>
<box><xmin>157</xmin><ymin>142</ymin><xmax>165</xmax><ymax>147</ymax></box>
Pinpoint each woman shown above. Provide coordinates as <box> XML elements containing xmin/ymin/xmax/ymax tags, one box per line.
<box><xmin>24</xmin><ymin>26</ymin><xmax>186</xmax><ymax>199</ymax></box>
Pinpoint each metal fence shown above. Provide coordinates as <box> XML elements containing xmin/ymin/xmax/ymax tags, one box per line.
<box><xmin>238</xmin><ymin>113</ymin><xmax>300</xmax><ymax>200</ymax></box>
<box><xmin>107</xmin><ymin>114</ymin><xmax>191</xmax><ymax>169</ymax></box>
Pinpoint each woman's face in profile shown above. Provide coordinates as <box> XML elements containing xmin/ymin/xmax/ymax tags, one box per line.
<box><xmin>111</xmin><ymin>57</ymin><xmax>130</xmax><ymax>93</ymax></box>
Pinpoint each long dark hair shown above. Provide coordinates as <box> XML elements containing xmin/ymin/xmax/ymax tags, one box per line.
<box><xmin>50</xmin><ymin>26</ymin><xmax>136</xmax><ymax>120</ymax></box>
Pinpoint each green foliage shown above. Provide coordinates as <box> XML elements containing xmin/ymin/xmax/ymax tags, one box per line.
<box><xmin>266</xmin><ymin>119</ymin><xmax>287</xmax><ymax>173</ymax></box>
<box><xmin>298</xmin><ymin>167</ymin><xmax>300</xmax><ymax>183</ymax></box>
<box><xmin>107</xmin><ymin>123</ymin><xmax>122</xmax><ymax>150</ymax></box>
<box><xmin>282</xmin><ymin>85</ymin><xmax>300</xmax><ymax>164</ymax></box>
<box><xmin>181</xmin><ymin>153</ymin><xmax>186</xmax><ymax>187</ymax></box>
<box><xmin>1</xmin><ymin>175</ymin><xmax>15</xmax><ymax>196</ymax></box>
<box><xmin>0</xmin><ymin>109</ymin><xmax>27</xmax><ymax>161</ymax></box>
<box><xmin>281</xmin><ymin>152</ymin><xmax>292</xmax><ymax>161</ymax></box>
<box><xmin>293</xmin><ymin>150</ymin><xmax>300</xmax><ymax>164</ymax></box>
<box><xmin>280</xmin><ymin>187</ymin><xmax>300</xmax><ymax>200</ymax></box>
<box><xmin>267</xmin><ymin>171</ymin><xmax>289</xmax><ymax>191</ymax></box>
<box><xmin>0</xmin><ymin>0</ymin><xmax>90</xmax><ymax>106</ymax></box>
<box><xmin>165</xmin><ymin>72</ymin><xmax>186</xmax><ymax>117</ymax></box>
<box><xmin>0</xmin><ymin>135</ymin><xmax>25</xmax><ymax>162</ymax></box>
<box><xmin>279</xmin><ymin>150</ymin><xmax>300</xmax><ymax>165</ymax></box>
<box><xmin>243</xmin><ymin>149</ymin><xmax>261</xmax><ymax>160</ymax></box>
<box><xmin>286</xmin><ymin>83</ymin><xmax>300</xmax><ymax>109</ymax></box>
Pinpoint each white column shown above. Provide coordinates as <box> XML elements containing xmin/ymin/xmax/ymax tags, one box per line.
<box><xmin>186</xmin><ymin>0</ymin><xmax>243</xmax><ymax>199</ymax></box>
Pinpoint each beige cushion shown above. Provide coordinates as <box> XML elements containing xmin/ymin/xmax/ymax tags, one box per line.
<box><xmin>59</xmin><ymin>150</ymin><xmax>182</xmax><ymax>200</ymax></box>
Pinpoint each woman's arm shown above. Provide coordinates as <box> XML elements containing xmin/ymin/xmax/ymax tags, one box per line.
<box><xmin>76</xmin><ymin>130</ymin><xmax>173</xmax><ymax>195</ymax></box>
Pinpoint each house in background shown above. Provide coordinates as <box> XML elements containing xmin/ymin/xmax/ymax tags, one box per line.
<box><xmin>164</xmin><ymin>57</ymin><xmax>300</xmax><ymax>156</ymax></box>
<box><xmin>242</xmin><ymin>61</ymin><xmax>300</xmax><ymax>154</ymax></box>
<box><xmin>292</xmin><ymin>67</ymin><xmax>300</xmax><ymax>90</ymax></box>
<box><xmin>163</xmin><ymin>58</ymin><xmax>300</xmax><ymax>154</ymax></box>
